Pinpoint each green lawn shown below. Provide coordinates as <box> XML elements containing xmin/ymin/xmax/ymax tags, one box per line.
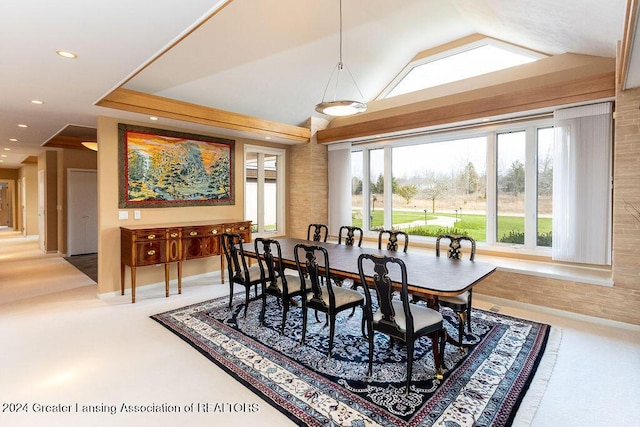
<box><xmin>351</xmin><ymin>209</ymin><xmax>552</xmax><ymax>245</ymax></box>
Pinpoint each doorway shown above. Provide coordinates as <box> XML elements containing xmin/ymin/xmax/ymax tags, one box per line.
<box><xmin>67</xmin><ymin>169</ymin><xmax>98</xmax><ymax>255</ymax></box>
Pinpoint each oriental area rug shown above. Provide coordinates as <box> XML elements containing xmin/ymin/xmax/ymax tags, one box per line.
<box><xmin>151</xmin><ymin>293</ymin><xmax>559</xmax><ymax>427</ymax></box>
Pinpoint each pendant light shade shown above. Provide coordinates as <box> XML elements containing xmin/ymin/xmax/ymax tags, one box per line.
<box><xmin>315</xmin><ymin>0</ymin><xmax>366</xmax><ymax>117</ymax></box>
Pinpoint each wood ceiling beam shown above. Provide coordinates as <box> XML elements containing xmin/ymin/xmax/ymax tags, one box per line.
<box><xmin>43</xmin><ymin>135</ymin><xmax>95</xmax><ymax>150</ymax></box>
<box><xmin>97</xmin><ymin>88</ymin><xmax>311</xmax><ymax>143</ymax></box>
<box><xmin>316</xmin><ymin>71</ymin><xmax>615</xmax><ymax>144</ymax></box>
<box><xmin>618</xmin><ymin>0</ymin><xmax>639</xmax><ymax>88</ymax></box>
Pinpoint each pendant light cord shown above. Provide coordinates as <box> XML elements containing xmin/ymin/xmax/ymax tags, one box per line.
<box><xmin>339</xmin><ymin>0</ymin><xmax>343</xmax><ymax>68</ymax></box>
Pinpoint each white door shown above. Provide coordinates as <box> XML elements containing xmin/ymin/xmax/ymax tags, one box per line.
<box><xmin>38</xmin><ymin>169</ymin><xmax>45</xmax><ymax>252</ymax></box>
<box><xmin>67</xmin><ymin>169</ymin><xmax>98</xmax><ymax>255</ymax></box>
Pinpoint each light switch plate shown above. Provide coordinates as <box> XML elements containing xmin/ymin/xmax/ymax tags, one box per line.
<box><xmin>118</xmin><ymin>211</ymin><xmax>129</xmax><ymax>220</ymax></box>
<box><xmin>134</xmin><ymin>210</ymin><xmax>141</xmax><ymax>220</ymax></box>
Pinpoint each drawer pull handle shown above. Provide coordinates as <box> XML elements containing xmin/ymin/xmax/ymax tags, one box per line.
<box><xmin>170</xmin><ymin>233</ymin><xmax>178</xmax><ymax>238</ymax></box>
<box><xmin>190</xmin><ymin>231</ymin><xmax>198</xmax><ymax>236</ymax></box>
<box><xmin>212</xmin><ymin>230</ymin><xmax>218</xmax><ymax>234</ymax></box>
<box><xmin>147</xmin><ymin>250</ymin><xmax>156</xmax><ymax>256</ymax></box>
<box><xmin>225</xmin><ymin>228</ymin><xmax>231</xmax><ymax>232</ymax></box>
<box><xmin>147</xmin><ymin>234</ymin><xmax>156</xmax><ymax>240</ymax></box>
<box><xmin>239</xmin><ymin>226</ymin><xmax>245</xmax><ymax>230</ymax></box>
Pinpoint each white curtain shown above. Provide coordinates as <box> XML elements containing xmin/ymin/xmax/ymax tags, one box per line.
<box><xmin>552</xmin><ymin>102</ymin><xmax>612</xmax><ymax>265</ymax></box>
<box><xmin>328</xmin><ymin>143</ymin><xmax>352</xmax><ymax>236</ymax></box>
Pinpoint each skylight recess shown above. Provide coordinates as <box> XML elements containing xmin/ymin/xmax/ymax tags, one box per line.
<box><xmin>381</xmin><ymin>38</ymin><xmax>546</xmax><ymax>99</ymax></box>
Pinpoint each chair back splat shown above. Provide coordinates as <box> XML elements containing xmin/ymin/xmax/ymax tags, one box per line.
<box><xmin>338</xmin><ymin>225</ymin><xmax>363</xmax><ymax>247</ymax></box>
<box><xmin>307</xmin><ymin>223</ymin><xmax>329</xmax><ymax>242</ymax></box>
<box><xmin>378</xmin><ymin>229</ymin><xmax>409</xmax><ymax>252</ymax></box>
<box><xmin>436</xmin><ymin>234</ymin><xmax>476</xmax><ymax>260</ymax></box>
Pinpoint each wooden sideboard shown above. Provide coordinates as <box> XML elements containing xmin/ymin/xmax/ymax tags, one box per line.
<box><xmin>120</xmin><ymin>219</ymin><xmax>251</xmax><ymax>303</ymax></box>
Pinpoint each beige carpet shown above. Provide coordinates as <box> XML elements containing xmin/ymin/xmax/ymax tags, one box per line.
<box><xmin>0</xmin><ymin>229</ymin><xmax>96</xmax><ymax>305</ymax></box>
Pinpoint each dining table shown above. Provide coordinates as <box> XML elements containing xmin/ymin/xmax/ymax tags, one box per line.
<box><xmin>241</xmin><ymin>237</ymin><xmax>496</xmax><ymax>347</ymax></box>
<box><xmin>241</xmin><ymin>237</ymin><xmax>496</xmax><ymax>301</ymax></box>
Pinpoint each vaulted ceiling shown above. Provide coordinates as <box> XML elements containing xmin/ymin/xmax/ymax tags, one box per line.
<box><xmin>0</xmin><ymin>0</ymin><xmax>637</xmax><ymax>168</ymax></box>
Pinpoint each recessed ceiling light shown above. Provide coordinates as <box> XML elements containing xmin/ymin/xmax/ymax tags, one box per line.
<box><xmin>265</xmin><ymin>136</ymin><xmax>271</xmax><ymax>140</ymax></box>
<box><xmin>1</xmin><ymin>155</ymin><xmax>7</xmax><ymax>158</ymax></box>
<box><xmin>9</xmin><ymin>138</ymin><xmax>17</xmax><ymax>142</ymax></box>
<box><xmin>149</xmin><ymin>116</ymin><xmax>158</xmax><ymax>121</ymax></box>
<box><xmin>4</xmin><ymin>148</ymin><xmax>11</xmax><ymax>151</ymax></box>
<box><xmin>56</xmin><ymin>50</ymin><xmax>77</xmax><ymax>59</ymax></box>
<box><xmin>18</xmin><ymin>124</ymin><xmax>28</xmax><ymax>128</ymax></box>
<box><xmin>31</xmin><ymin>100</ymin><xmax>44</xmax><ymax>105</ymax></box>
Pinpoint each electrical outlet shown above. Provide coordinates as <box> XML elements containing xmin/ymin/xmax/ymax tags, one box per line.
<box><xmin>134</xmin><ymin>210</ymin><xmax>141</xmax><ymax>220</ymax></box>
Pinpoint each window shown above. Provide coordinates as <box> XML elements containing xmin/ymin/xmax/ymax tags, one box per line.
<box><xmin>537</xmin><ymin>128</ymin><xmax>554</xmax><ymax>247</ymax></box>
<box><xmin>345</xmin><ymin>102</ymin><xmax>612</xmax><ymax>265</ymax></box>
<box><xmin>391</xmin><ymin>137</ymin><xmax>487</xmax><ymax>241</ymax></box>
<box><xmin>244</xmin><ymin>146</ymin><xmax>285</xmax><ymax>236</ymax></box>
<box><xmin>349</xmin><ymin>116</ymin><xmax>596</xmax><ymax>255</ymax></box>
<box><xmin>380</xmin><ymin>37</ymin><xmax>545</xmax><ymax>99</ymax></box>
<box><xmin>368</xmin><ymin>148</ymin><xmax>385</xmax><ymax>231</ymax></box>
<box><xmin>496</xmin><ymin>131</ymin><xmax>526</xmax><ymax>244</ymax></box>
<box><xmin>351</xmin><ymin>150</ymin><xmax>364</xmax><ymax>227</ymax></box>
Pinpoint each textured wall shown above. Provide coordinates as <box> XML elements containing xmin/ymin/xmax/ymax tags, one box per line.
<box><xmin>289</xmin><ymin>118</ymin><xmax>329</xmax><ymax>239</ymax></box>
<box><xmin>475</xmin><ymin>270</ymin><xmax>640</xmax><ymax>325</ymax></box>
<box><xmin>612</xmin><ymin>87</ymin><xmax>640</xmax><ymax>289</ymax></box>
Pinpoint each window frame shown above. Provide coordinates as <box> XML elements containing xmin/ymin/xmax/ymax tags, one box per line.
<box><xmin>351</xmin><ymin>117</ymin><xmax>556</xmax><ymax>256</ymax></box>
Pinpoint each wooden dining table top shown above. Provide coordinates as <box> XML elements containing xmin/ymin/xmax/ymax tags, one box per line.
<box><xmin>241</xmin><ymin>237</ymin><xmax>496</xmax><ymax>299</ymax></box>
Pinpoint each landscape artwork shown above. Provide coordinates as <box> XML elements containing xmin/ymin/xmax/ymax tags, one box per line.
<box><xmin>118</xmin><ymin>124</ymin><xmax>234</xmax><ymax>208</ymax></box>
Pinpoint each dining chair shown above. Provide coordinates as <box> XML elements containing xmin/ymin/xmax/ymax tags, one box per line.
<box><xmin>254</xmin><ymin>238</ymin><xmax>307</xmax><ymax>334</ymax></box>
<box><xmin>294</xmin><ymin>243</ymin><xmax>365</xmax><ymax>357</ymax></box>
<box><xmin>307</xmin><ymin>223</ymin><xmax>329</xmax><ymax>242</ymax></box>
<box><xmin>357</xmin><ymin>253</ymin><xmax>446</xmax><ymax>394</ymax></box>
<box><xmin>436</xmin><ymin>234</ymin><xmax>477</xmax><ymax>347</ymax></box>
<box><xmin>221</xmin><ymin>233</ymin><xmax>263</xmax><ymax>317</ymax></box>
<box><xmin>378</xmin><ymin>229</ymin><xmax>409</xmax><ymax>253</ymax></box>
<box><xmin>338</xmin><ymin>225</ymin><xmax>363</xmax><ymax>247</ymax></box>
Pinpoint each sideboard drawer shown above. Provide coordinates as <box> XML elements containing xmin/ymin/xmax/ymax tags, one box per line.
<box><xmin>134</xmin><ymin>241</ymin><xmax>166</xmax><ymax>266</ymax></box>
<box><xmin>223</xmin><ymin>222</ymin><xmax>252</xmax><ymax>241</ymax></box>
<box><xmin>183</xmin><ymin>226</ymin><xmax>221</xmax><ymax>259</ymax></box>
<box><xmin>134</xmin><ymin>229</ymin><xmax>166</xmax><ymax>242</ymax></box>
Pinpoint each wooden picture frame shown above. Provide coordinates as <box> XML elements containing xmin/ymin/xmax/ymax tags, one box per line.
<box><xmin>118</xmin><ymin>124</ymin><xmax>235</xmax><ymax>208</ymax></box>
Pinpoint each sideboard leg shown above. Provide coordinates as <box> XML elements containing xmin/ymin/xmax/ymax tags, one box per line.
<box><xmin>131</xmin><ymin>267</ymin><xmax>137</xmax><ymax>304</ymax></box>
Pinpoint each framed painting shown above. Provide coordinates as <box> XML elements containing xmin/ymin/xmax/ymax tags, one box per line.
<box><xmin>118</xmin><ymin>124</ymin><xmax>235</xmax><ymax>208</ymax></box>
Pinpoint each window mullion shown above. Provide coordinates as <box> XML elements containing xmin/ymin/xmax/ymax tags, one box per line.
<box><xmin>383</xmin><ymin>146</ymin><xmax>393</xmax><ymax>229</ymax></box>
<box><xmin>362</xmin><ymin>149</ymin><xmax>370</xmax><ymax>232</ymax></box>
<box><xmin>257</xmin><ymin>153</ymin><xmax>265</xmax><ymax>234</ymax></box>
<box><xmin>524</xmin><ymin>127</ymin><xmax>538</xmax><ymax>248</ymax></box>
<box><xmin>486</xmin><ymin>133</ymin><xmax>497</xmax><ymax>245</ymax></box>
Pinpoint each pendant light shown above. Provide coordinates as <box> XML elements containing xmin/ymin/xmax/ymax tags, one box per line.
<box><xmin>315</xmin><ymin>0</ymin><xmax>367</xmax><ymax>117</ymax></box>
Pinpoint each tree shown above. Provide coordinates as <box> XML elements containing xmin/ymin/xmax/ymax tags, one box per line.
<box><xmin>370</xmin><ymin>174</ymin><xmax>384</xmax><ymax>194</ymax></box>
<box><xmin>422</xmin><ymin>172</ymin><xmax>449</xmax><ymax>213</ymax></box>
<box><xmin>396</xmin><ymin>184</ymin><xmax>418</xmax><ymax>205</ymax></box>
<box><xmin>500</xmin><ymin>160</ymin><xmax>525</xmax><ymax>195</ymax></box>
<box><xmin>538</xmin><ymin>154</ymin><xmax>553</xmax><ymax>196</ymax></box>
<box><xmin>457</xmin><ymin>162</ymin><xmax>479</xmax><ymax>195</ymax></box>
<box><xmin>351</xmin><ymin>176</ymin><xmax>362</xmax><ymax>195</ymax></box>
